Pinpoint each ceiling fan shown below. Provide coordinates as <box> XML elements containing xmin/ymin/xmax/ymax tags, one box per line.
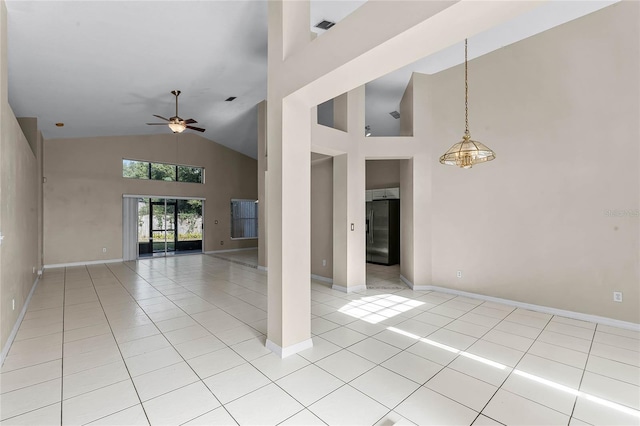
<box><xmin>146</xmin><ymin>90</ymin><xmax>205</xmax><ymax>133</ymax></box>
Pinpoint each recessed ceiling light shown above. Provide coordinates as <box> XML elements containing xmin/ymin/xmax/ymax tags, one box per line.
<box><xmin>315</xmin><ymin>20</ymin><xmax>335</xmax><ymax>30</ymax></box>
<box><xmin>55</xmin><ymin>122</ymin><xmax>64</xmax><ymax>127</ymax></box>
<box><xmin>389</xmin><ymin>111</ymin><xmax>400</xmax><ymax>119</ymax></box>
<box><xmin>225</xmin><ymin>96</ymin><xmax>237</xmax><ymax>102</ymax></box>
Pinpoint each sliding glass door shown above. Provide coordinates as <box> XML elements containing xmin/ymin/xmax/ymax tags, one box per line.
<box><xmin>151</xmin><ymin>199</ymin><xmax>176</xmax><ymax>255</ymax></box>
<box><xmin>136</xmin><ymin>197</ymin><xmax>203</xmax><ymax>258</ymax></box>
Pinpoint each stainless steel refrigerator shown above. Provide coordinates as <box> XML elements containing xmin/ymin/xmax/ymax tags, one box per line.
<box><xmin>365</xmin><ymin>199</ymin><xmax>400</xmax><ymax>265</ymax></box>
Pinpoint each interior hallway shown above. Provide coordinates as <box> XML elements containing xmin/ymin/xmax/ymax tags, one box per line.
<box><xmin>1</xmin><ymin>255</ymin><xmax>638</xmax><ymax>425</ymax></box>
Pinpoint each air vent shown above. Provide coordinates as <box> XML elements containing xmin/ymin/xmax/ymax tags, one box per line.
<box><xmin>225</xmin><ymin>96</ymin><xmax>237</xmax><ymax>102</ymax></box>
<box><xmin>315</xmin><ymin>20</ymin><xmax>335</xmax><ymax>30</ymax></box>
<box><xmin>389</xmin><ymin>111</ymin><xmax>400</xmax><ymax>119</ymax></box>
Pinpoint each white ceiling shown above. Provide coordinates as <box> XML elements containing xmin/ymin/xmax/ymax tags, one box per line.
<box><xmin>6</xmin><ymin>1</ymin><xmax>618</xmax><ymax>158</ymax></box>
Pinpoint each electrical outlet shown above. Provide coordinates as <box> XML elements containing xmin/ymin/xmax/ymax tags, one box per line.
<box><xmin>12</xmin><ymin>299</ymin><xmax>15</xmax><ymax>310</ymax></box>
<box><xmin>220</xmin><ymin>241</ymin><xmax>224</xmax><ymax>245</ymax></box>
<box><xmin>322</xmin><ymin>259</ymin><xmax>326</xmax><ymax>267</ymax></box>
<box><xmin>102</xmin><ymin>247</ymin><xmax>107</xmax><ymax>253</ymax></box>
<box><xmin>456</xmin><ymin>270</ymin><xmax>462</xmax><ymax>278</ymax></box>
<box><xmin>613</xmin><ymin>291</ymin><xmax>623</xmax><ymax>303</ymax></box>
<box><xmin>32</xmin><ymin>267</ymin><xmax>36</xmax><ymax>274</ymax></box>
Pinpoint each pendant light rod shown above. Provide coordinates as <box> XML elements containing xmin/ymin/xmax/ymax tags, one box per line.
<box><xmin>168</xmin><ymin>90</ymin><xmax>186</xmax><ymax>133</ymax></box>
<box><xmin>171</xmin><ymin>90</ymin><xmax>181</xmax><ymax>118</ymax></box>
<box><xmin>464</xmin><ymin>39</ymin><xmax>469</xmax><ymax>137</ymax></box>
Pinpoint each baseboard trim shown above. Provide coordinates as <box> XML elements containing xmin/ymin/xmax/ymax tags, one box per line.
<box><xmin>332</xmin><ymin>284</ymin><xmax>367</xmax><ymax>293</ymax></box>
<box><xmin>421</xmin><ymin>284</ymin><xmax>640</xmax><ymax>332</ymax></box>
<box><xmin>400</xmin><ymin>275</ymin><xmax>419</xmax><ymax>289</ymax></box>
<box><xmin>311</xmin><ymin>274</ymin><xmax>333</xmax><ymax>284</ymax></box>
<box><xmin>266</xmin><ymin>338</ymin><xmax>313</xmax><ymax>358</ymax></box>
<box><xmin>257</xmin><ymin>265</ymin><xmax>268</xmax><ymax>272</ymax></box>
<box><xmin>205</xmin><ymin>247</ymin><xmax>257</xmax><ymax>254</ymax></box>
<box><xmin>1</xmin><ymin>276</ymin><xmax>40</xmax><ymax>364</ymax></box>
<box><xmin>44</xmin><ymin>258</ymin><xmax>124</xmax><ymax>269</ymax></box>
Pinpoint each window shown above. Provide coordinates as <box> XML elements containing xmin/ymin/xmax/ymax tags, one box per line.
<box><xmin>123</xmin><ymin>159</ymin><xmax>203</xmax><ymax>184</ymax></box>
<box><xmin>231</xmin><ymin>199</ymin><xmax>258</xmax><ymax>239</ymax></box>
<box><xmin>123</xmin><ymin>160</ymin><xmax>150</xmax><ymax>179</ymax></box>
<box><xmin>150</xmin><ymin>162</ymin><xmax>176</xmax><ymax>181</ymax></box>
<box><xmin>178</xmin><ymin>165</ymin><xmax>203</xmax><ymax>183</ymax></box>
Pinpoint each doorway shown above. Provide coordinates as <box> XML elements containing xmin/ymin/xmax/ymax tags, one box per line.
<box><xmin>365</xmin><ymin>159</ymin><xmax>405</xmax><ymax>289</ymax></box>
<box><xmin>135</xmin><ymin>197</ymin><xmax>204</xmax><ymax>258</ymax></box>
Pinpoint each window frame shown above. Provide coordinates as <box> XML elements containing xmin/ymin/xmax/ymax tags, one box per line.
<box><xmin>122</xmin><ymin>159</ymin><xmax>204</xmax><ymax>184</ymax></box>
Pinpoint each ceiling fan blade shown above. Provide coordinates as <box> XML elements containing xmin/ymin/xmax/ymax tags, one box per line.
<box><xmin>146</xmin><ymin>123</ymin><xmax>167</xmax><ymax>125</ymax></box>
<box><xmin>153</xmin><ymin>114</ymin><xmax>170</xmax><ymax>121</ymax></box>
<box><xmin>186</xmin><ymin>125</ymin><xmax>205</xmax><ymax>132</ymax></box>
<box><xmin>184</xmin><ymin>118</ymin><xmax>198</xmax><ymax>124</ymax></box>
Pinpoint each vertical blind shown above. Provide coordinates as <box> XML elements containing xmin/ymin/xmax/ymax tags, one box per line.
<box><xmin>122</xmin><ymin>197</ymin><xmax>138</xmax><ymax>261</ymax></box>
<box><xmin>231</xmin><ymin>199</ymin><xmax>258</xmax><ymax>239</ymax></box>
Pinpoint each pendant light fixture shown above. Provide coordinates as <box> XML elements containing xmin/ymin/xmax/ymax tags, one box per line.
<box><xmin>439</xmin><ymin>39</ymin><xmax>495</xmax><ymax>169</ymax></box>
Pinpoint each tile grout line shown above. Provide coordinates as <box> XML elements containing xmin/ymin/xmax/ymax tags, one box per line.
<box><xmin>455</xmin><ymin>304</ymin><xmax>547</xmax><ymax>424</ymax></box>
<box><xmin>23</xmin><ymin>258</ymin><xmax>636</xmax><ymax>426</ymax></box>
<box><xmin>378</xmin><ymin>298</ymin><xmax>521</xmax><ymax>424</ymax></box>
<box><xmin>131</xmin><ymin>260</ymin><xmax>402</xmax><ymax>424</ymax></box>
<box><xmin>60</xmin><ymin>267</ymin><xmax>66</xmax><ymax>425</ymax></box>
<box><xmin>358</xmin><ymin>298</ymin><xmax>551</xmax><ymax>424</ymax></box>
<box><xmin>84</xmin><ymin>264</ymin><xmax>153</xmax><ymax>426</ymax></box>
<box><xmin>0</xmin><ymin>274</ymin><xmax>65</xmax><ymax>423</ymax></box>
<box><xmin>112</xmin><ymin>261</ymin><xmax>243</xmax><ymax>425</ymax></box>
<box><xmin>568</xmin><ymin>323</ymin><xmax>600</xmax><ymax>422</ymax></box>
<box><xmin>488</xmin><ymin>313</ymin><xmax>581</xmax><ymax>421</ymax></box>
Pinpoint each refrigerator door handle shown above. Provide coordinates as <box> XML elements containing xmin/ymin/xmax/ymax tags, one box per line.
<box><xmin>370</xmin><ymin>211</ymin><xmax>374</xmax><ymax>244</ymax></box>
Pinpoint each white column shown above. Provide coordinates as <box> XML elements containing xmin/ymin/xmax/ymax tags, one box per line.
<box><xmin>266</xmin><ymin>1</ymin><xmax>313</xmax><ymax>357</ymax></box>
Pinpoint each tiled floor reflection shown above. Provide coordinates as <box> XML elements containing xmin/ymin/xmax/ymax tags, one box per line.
<box><xmin>208</xmin><ymin>249</ymin><xmax>259</xmax><ymax>269</ymax></box>
<box><xmin>208</xmin><ymin>249</ymin><xmax>406</xmax><ymax>290</ymax></box>
<box><xmin>1</xmin><ymin>254</ymin><xmax>639</xmax><ymax>425</ymax></box>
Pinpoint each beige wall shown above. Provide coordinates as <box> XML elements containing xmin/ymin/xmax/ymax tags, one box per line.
<box><xmin>257</xmin><ymin>101</ymin><xmax>267</xmax><ymax>269</ymax></box>
<box><xmin>1</xmin><ymin>0</ymin><xmax>40</xmax><ymax>351</ymax></box>
<box><xmin>16</xmin><ymin>118</ymin><xmax>44</xmax><ymax>270</ymax></box>
<box><xmin>309</xmin><ymin>158</ymin><xmax>403</xmax><ymax>282</ymax></box>
<box><xmin>400</xmin><ymin>159</ymin><xmax>414</xmax><ymax>284</ymax></box>
<box><xmin>424</xmin><ymin>2</ymin><xmax>639</xmax><ymax>323</ymax></box>
<box><xmin>265</xmin><ymin>0</ymin><xmax>539</xmax><ymax>354</ymax></box>
<box><xmin>44</xmin><ymin>133</ymin><xmax>257</xmax><ymax>265</ymax></box>
<box><xmin>311</xmin><ymin>157</ymin><xmax>333</xmax><ymax>278</ymax></box>
<box><xmin>366</xmin><ymin>159</ymin><xmax>400</xmax><ymax>190</ymax></box>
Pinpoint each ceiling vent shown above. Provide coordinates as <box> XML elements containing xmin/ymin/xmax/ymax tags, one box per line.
<box><xmin>389</xmin><ymin>111</ymin><xmax>400</xmax><ymax>119</ymax></box>
<box><xmin>225</xmin><ymin>96</ymin><xmax>237</xmax><ymax>102</ymax></box>
<box><xmin>315</xmin><ymin>20</ymin><xmax>335</xmax><ymax>30</ymax></box>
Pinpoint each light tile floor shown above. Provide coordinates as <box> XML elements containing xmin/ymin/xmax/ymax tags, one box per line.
<box><xmin>1</xmin><ymin>254</ymin><xmax>639</xmax><ymax>425</ymax></box>
<box><xmin>211</xmin><ymin>249</ymin><xmax>405</xmax><ymax>290</ymax></box>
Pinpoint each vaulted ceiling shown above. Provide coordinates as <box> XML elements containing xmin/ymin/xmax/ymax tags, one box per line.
<box><xmin>6</xmin><ymin>1</ymin><xmax>617</xmax><ymax>159</ymax></box>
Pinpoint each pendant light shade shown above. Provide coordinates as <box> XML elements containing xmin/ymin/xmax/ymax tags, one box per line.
<box><xmin>439</xmin><ymin>39</ymin><xmax>495</xmax><ymax>169</ymax></box>
<box><xmin>439</xmin><ymin>135</ymin><xmax>495</xmax><ymax>169</ymax></box>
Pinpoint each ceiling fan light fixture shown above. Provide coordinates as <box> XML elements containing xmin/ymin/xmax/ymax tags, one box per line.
<box><xmin>168</xmin><ymin>120</ymin><xmax>186</xmax><ymax>133</ymax></box>
<box><xmin>146</xmin><ymin>90</ymin><xmax>206</xmax><ymax>133</ymax></box>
